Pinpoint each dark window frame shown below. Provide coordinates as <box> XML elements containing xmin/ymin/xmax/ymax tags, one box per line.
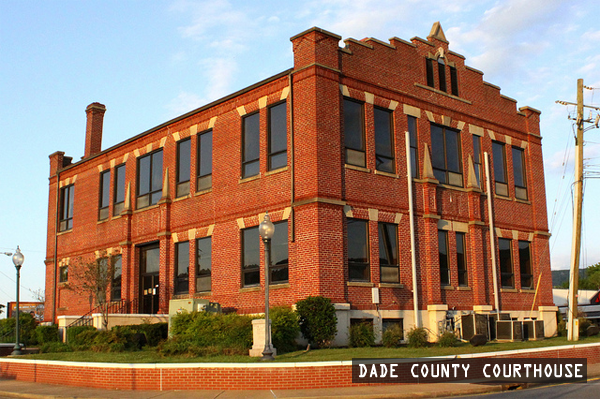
<box><xmin>374</xmin><ymin>106</ymin><xmax>395</xmax><ymax>173</ymax></box>
<box><xmin>512</xmin><ymin>146</ymin><xmax>528</xmax><ymax>200</ymax></box>
<box><xmin>347</xmin><ymin>218</ymin><xmax>370</xmax><ymax>282</ymax></box>
<box><xmin>408</xmin><ymin>116</ymin><xmax>419</xmax><ymax>178</ymax></box>
<box><xmin>98</xmin><ymin>170</ymin><xmax>110</xmax><ymax>221</ymax></box>
<box><xmin>175</xmin><ymin>241</ymin><xmax>190</xmax><ymax>295</ymax></box>
<box><xmin>438</xmin><ymin>230</ymin><xmax>450</xmax><ymax>286</ymax></box>
<box><xmin>242</xmin><ymin>226</ymin><xmax>260</xmax><ymax>287</ymax></box>
<box><xmin>437</xmin><ymin>57</ymin><xmax>447</xmax><ymax>92</ymax></box>
<box><xmin>197</xmin><ymin>129</ymin><xmax>213</xmax><ymax>191</ymax></box>
<box><xmin>456</xmin><ymin>232</ymin><xmax>467</xmax><ymax>286</ymax></box>
<box><xmin>343</xmin><ymin>98</ymin><xmax>366</xmax><ymax>168</ymax></box>
<box><xmin>196</xmin><ymin>236</ymin><xmax>212</xmax><ymax>292</ymax></box>
<box><xmin>136</xmin><ymin>149</ymin><xmax>163</xmax><ymax>209</ymax></box>
<box><xmin>59</xmin><ymin>265</ymin><xmax>68</xmax><ymax>283</ymax></box>
<box><xmin>113</xmin><ymin>164</ymin><xmax>126</xmax><ymax>216</ymax></box>
<box><xmin>519</xmin><ymin>241</ymin><xmax>533</xmax><ymax>290</ymax></box>
<box><xmin>472</xmin><ymin>135</ymin><xmax>482</xmax><ymax>187</ymax></box>
<box><xmin>499</xmin><ymin>238</ymin><xmax>514</xmax><ymax>288</ymax></box>
<box><xmin>492</xmin><ymin>141</ymin><xmax>508</xmax><ymax>197</ymax></box>
<box><xmin>242</xmin><ymin>112</ymin><xmax>260</xmax><ymax>179</ymax></box>
<box><xmin>176</xmin><ymin>138</ymin><xmax>191</xmax><ymax>198</ymax></box>
<box><xmin>426</xmin><ymin>58</ymin><xmax>435</xmax><ymax>88</ymax></box>
<box><xmin>378</xmin><ymin>222</ymin><xmax>399</xmax><ymax>283</ymax></box>
<box><xmin>450</xmin><ymin>65</ymin><xmax>459</xmax><ymax>96</ymax></box>
<box><xmin>59</xmin><ymin>184</ymin><xmax>75</xmax><ymax>232</ymax></box>
<box><xmin>270</xmin><ymin>220</ymin><xmax>289</xmax><ymax>284</ymax></box>
<box><xmin>268</xmin><ymin>101</ymin><xmax>287</xmax><ymax>171</ymax></box>
<box><xmin>431</xmin><ymin>124</ymin><xmax>463</xmax><ymax>187</ymax></box>
<box><xmin>111</xmin><ymin>255</ymin><xmax>122</xmax><ymax>301</ymax></box>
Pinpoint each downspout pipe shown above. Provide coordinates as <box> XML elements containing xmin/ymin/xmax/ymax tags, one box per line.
<box><xmin>484</xmin><ymin>152</ymin><xmax>500</xmax><ymax>312</ymax></box>
<box><xmin>53</xmin><ymin>170</ymin><xmax>60</xmax><ymax>324</ymax></box>
<box><xmin>406</xmin><ymin>131</ymin><xmax>420</xmax><ymax>328</ymax></box>
<box><xmin>288</xmin><ymin>72</ymin><xmax>295</xmax><ymax>241</ymax></box>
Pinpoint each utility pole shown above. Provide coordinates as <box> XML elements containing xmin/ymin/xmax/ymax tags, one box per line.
<box><xmin>557</xmin><ymin>79</ymin><xmax>600</xmax><ymax>341</ymax></box>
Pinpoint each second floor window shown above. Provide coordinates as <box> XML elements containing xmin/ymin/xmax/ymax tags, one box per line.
<box><xmin>113</xmin><ymin>164</ymin><xmax>126</xmax><ymax>216</ymax></box>
<box><xmin>472</xmin><ymin>135</ymin><xmax>482</xmax><ymax>187</ymax></box>
<box><xmin>408</xmin><ymin>116</ymin><xmax>419</xmax><ymax>178</ymax></box>
<box><xmin>512</xmin><ymin>147</ymin><xmax>528</xmax><ymax>200</ymax></box>
<box><xmin>137</xmin><ymin>150</ymin><xmax>163</xmax><ymax>209</ymax></box>
<box><xmin>242</xmin><ymin>113</ymin><xmax>260</xmax><ymax>178</ymax></box>
<box><xmin>431</xmin><ymin>124</ymin><xmax>462</xmax><ymax>186</ymax></box>
<box><xmin>374</xmin><ymin>107</ymin><xmax>394</xmax><ymax>173</ymax></box>
<box><xmin>492</xmin><ymin>142</ymin><xmax>508</xmax><ymax>196</ymax></box>
<box><xmin>59</xmin><ymin>184</ymin><xmax>74</xmax><ymax>231</ymax></box>
<box><xmin>348</xmin><ymin>218</ymin><xmax>369</xmax><ymax>282</ymax></box>
<box><xmin>99</xmin><ymin>170</ymin><xmax>110</xmax><ymax>221</ymax></box>
<box><xmin>344</xmin><ymin>98</ymin><xmax>366</xmax><ymax>167</ymax></box>
<box><xmin>176</xmin><ymin>138</ymin><xmax>191</xmax><ymax>198</ymax></box>
<box><xmin>268</xmin><ymin>102</ymin><xmax>287</xmax><ymax>170</ymax></box>
<box><xmin>59</xmin><ymin>265</ymin><xmax>68</xmax><ymax>283</ymax></box>
<box><xmin>197</xmin><ymin>130</ymin><xmax>212</xmax><ymax>191</ymax></box>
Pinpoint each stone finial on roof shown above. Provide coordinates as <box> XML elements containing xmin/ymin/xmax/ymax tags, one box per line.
<box><xmin>428</xmin><ymin>22</ymin><xmax>448</xmax><ymax>43</ymax></box>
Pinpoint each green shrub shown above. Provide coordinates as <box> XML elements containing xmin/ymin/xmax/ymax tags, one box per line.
<box><xmin>406</xmin><ymin>327</ymin><xmax>428</xmax><ymax>348</ymax></box>
<box><xmin>557</xmin><ymin>312</ymin><xmax>566</xmax><ymax>337</ymax></box>
<box><xmin>382</xmin><ymin>324</ymin><xmax>404</xmax><ymax>348</ymax></box>
<box><xmin>162</xmin><ymin>311</ymin><xmax>252</xmax><ymax>356</ymax></box>
<box><xmin>295</xmin><ymin>296</ymin><xmax>337</xmax><ymax>348</ymax></box>
<box><xmin>349</xmin><ymin>321</ymin><xmax>375</xmax><ymax>347</ymax></box>
<box><xmin>66</xmin><ymin>325</ymin><xmax>97</xmax><ymax>346</ymax></box>
<box><xmin>39</xmin><ymin>342</ymin><xmax>72</xmax><ymax>353</ymax></box>
<box><xmin>0</xmin><ymin>313</ymin><xmax>38</xmax><ymax>345</ymax></box>
<box><xmin>270</xmin><ymin>306</ymin><xmax>300</xmax><ymax>353</ymax></box>
<box><xmin>35</xmin><ymin>325</ymin><xmax>60</xmax><ymax>344</ymax></box>
<box><xmin>111</xmin><ymin>322</ymin><xmax>168</xmax><ymax>349</ymax></box>
<box><xmin>438</xmin><ymin>331</ymin><xmax>457</xmax><ymax>347</ymax></box>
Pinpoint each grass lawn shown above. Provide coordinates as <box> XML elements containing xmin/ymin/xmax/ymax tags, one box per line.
<box><xmin>21</xmin><ymin>334</ymin><xmax>600</xmax><ymax>364</ymax></box>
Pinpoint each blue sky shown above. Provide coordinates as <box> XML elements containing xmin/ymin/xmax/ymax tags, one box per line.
<box><xmin>1</xmin><ymin>0</ymin><xmax>600</xmax><ymax>314</ymax></box>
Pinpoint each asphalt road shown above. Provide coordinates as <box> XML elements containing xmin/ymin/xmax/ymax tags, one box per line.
<box><xmin>458</xmin><ymin>378</ymin><xmax>600</xmax><ymax>398</ymax></box>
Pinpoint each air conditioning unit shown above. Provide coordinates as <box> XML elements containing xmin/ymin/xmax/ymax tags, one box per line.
<box><xmin>496</xmin><ymin>320</ymin><xmax>523</xmax><ymax>341</ymax></box>
<box><xmin>522</xmin><ymin>320</ymin><xmax>545</xmax><ymax>340</ymax></box>
<box><xmin>460</xmin><ymin>313</ymin><xmax>489</xmax><ymax>340</ymax></box>
<box><xmin>168</xmin><ymin>299</ymin><xmax>221</xmax><ymax>336</ymax></box>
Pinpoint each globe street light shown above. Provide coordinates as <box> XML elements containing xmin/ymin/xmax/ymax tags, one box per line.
<box><xmin>11</xmin><ymin>246</ymin><xmax>24</xmax><ymax>356</ymax></box>
<box><xmin>258</xmin><ymin>212</ymin><xmax>275</xmax><ymax>361</ymax></box>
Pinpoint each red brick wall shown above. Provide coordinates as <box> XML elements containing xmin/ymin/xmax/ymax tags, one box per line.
<box><xmin>2</xmin><ymin>343</ymin><xmax>599</xmax><ymax>390</ymax></box>
<box><xmin>44</xmin><ymin>25</ymin><xmax>553</xmax><ymax>323</ymax></box>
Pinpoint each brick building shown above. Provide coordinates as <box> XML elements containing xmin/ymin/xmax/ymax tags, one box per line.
<box><xmin>44</xmin><ymin>23</ymin><xmax>557</xmax><ymax>343</ymax></box>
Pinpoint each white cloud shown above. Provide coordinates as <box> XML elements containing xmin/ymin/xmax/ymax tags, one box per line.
<box><xmin>166</xmin><ymin>91</ymin><xmax>205</xmax><ymax>117</ymax></box>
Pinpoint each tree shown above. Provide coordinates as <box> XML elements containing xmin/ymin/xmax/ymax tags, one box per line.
<box><xmin>0</xmin><ymin>304</ymin><xmax>4</xmax><ymax>316</ymax></box>
<box><xmin>30</xmin><ymin>288</ymin><xmax>45</xmax><ymax>321</ymax></box>
<box><xmin>66</xmin><ymin>251</ymin><xmax>119</xmax><ymax>330</ymax></box>
<box><xmin>561</xmin><ymin>263</ymin><xmax>600</xmax><ymax>290</ymax></box>
<box><xmin>295</xmin><ymin>296</ymin><xmax>337</xmax><ymax>348</ymax></box>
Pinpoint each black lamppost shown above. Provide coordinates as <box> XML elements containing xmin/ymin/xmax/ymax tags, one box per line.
<box><xmin>258</xmin><ymin>213</ymin><xmax>275</xmax><ymax>361</ymax></box>
<box><xmin>11</xmin><ymin>246</ymin><xmax>24</xmax><ymax>355</ymax></box>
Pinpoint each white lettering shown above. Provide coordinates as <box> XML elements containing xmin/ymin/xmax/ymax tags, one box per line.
<box><xmin>483</xmin><ymin>364</ymin><xmax>491</xmax><ymax>378</ymax></box>
<box><xmin>452</xmin><ymin>363</ymin><xmax>460</xmax><ymax>377</ymax></box>
<box><xmin>544</xmin><ymin>364</ymin><xmax>553</xmax><ymax>378</ymax></box>
<box><xmin>462</xmin><ymin>364</ymin><xmax>470</xmax><ymax>378</ymax></box>
<box><xmin>411</xmin><ymin>364</ymin><xmax>419</xmax><ymax>378</ymax></box>
<box><xmin>513</xmin><ymin>364</ymin><xmax>521</xmax><ymax>378</ymax></box>
<box><xmin>575</xmin><ymin>364</ymin><xmax>583</xmax><ymax>378</ymax></box>
<box><xmin>534</xmin><ymin>364</ymin><xmax>542</xmax><ymax>378</ymax></box>
<box><xmin>441</xmin><ymin>364</ymin><xmax>449</xmax><ymax>378</ymax></box>
<box><xmin>493</xmin><ymin>364</ymin><xmax>501</xmax><ymax>378</ymax></box>
<box><xmin>421</xmin><ymin>364</ymin><xmax>429</xmax><ymax>378</ymax></box>
<box><xmin>554</xmin><ymin>364</ymin><xmax>562</xmax><ymax>378</ymax></box>
<box><xmin>565</xmin><ymin>364</ymin><xmax>573</xmax><ymax>378</ymax></box>
<box><xmin>390</xmin><ymin>364</ymin><xmax>397</xmax><ymax>378</ymax></box>
<box><xmin>431</xmin><ymin>364</ymin><xmax>439</xmax><ymax>378</ymax></box>
<box><xmin>359</xmin><ymin>364</ymin><xmax>367</xmax><ymax>378</ymax></box>
<box><xmin>524</xmin><ymin>364</ymin><xmax>532</xmax><ymax>377</ymax></box>
<box><xmin>380</xmin><ymin>364</ymin><xmax>388</xmax><ymax>378</ymax></box>
<box><xmin>370</xmin><ymin>364</ymin><xmax>377</xmax><ymax>378</ymax></box>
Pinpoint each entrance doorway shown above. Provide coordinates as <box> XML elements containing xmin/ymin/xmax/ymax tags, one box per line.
<box><xmin>139</xmin><ymin>243</ymin><xmax>160</xmax><ymax>314</ymax></box>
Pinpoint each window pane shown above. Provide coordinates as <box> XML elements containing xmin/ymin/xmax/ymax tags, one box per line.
<box><xmin>196</xmin><ymin>237</ymin><xmax>212</xmax><ymax>292</ymax></box>
<box><xmin>177</xmin><ymin>139</ymin><xmax>191</xmax><ymax>184</ymax></box>
<box><xmin>499</xmin><ymin>238</ymin><xmax>514</xmax><ymax>288</ymax></box>
<box><xmin>68</xmin><ymin>185</ymin><xmax>74</xmax><ymax>219</ymax></box>
<box><xmin>492</xmin><ymin>142</ymin><xmax>506</xmax><ymax>183</ymax></box>
<box><xmin>450</xmin><ymin>66</ymin><xmax>459</xmax><ymax>96</ymax></box>
<box><xmin>344</xmin><ymin>99</ymin><xmax>364</xmax><ymax>151</ymax></box>
<box><xmin>270</xmin><ymin>152</ymin><xmax>287</xmax><ymax>170</ymax></box>
<box><xmin>269</xmin><ymin>103</ymin><xmax>287</xmax><ymax>154</ymax></box>
<box><xmin>112</xmin><ymin>255</ymin><xmax>122</xmax><ymax>301</ymax></box>
<box><xmin>199</xmin><ymin>130</ymin><xmax>212</xmax><ymax>177</ymax></box>
<box><xmin>243</xmin><ymin>227</ymin><xmax>260</xmax><ymax>286</ymax></box>
<box><xmin>426</xmin><ymin>58</ymin><xmax>434</xmax><ymax>87</ymax></box>
<box><xmin>138</xmin><ymin>155</ymin><xmax>150</xmax><ymax>195</ymax></box>
<box><xmin>271</xmin><ymin>221</ymin><xmax>288</xmax><ymax>267</ymax></box>
<box><xmin>142</xmin><ymin>246</ymin><xmax>160</xmax><ymax>274</ymax></box>
<box><xmin>472</xmin><ymin>136</ymin><xmax>482</xmax><ymax>186</ymax></box>
<box><xmin>348</xmin><ymin>219</ymin><xmax>368</xmax><ymax>263</ymax></box>
<box><xmin>374</xmin><ymin>108</ymin><xmax>393</xmax><ymax>158</ymax></box>
<box><xmin>445</xmin><ymin>129</ymin><xmax>460</xmax><ymax>173</ymax></box>
<box><xmin>439</xmin><ymin>230</ymin><xmax>449</xmax><ymax>285</ymax></box>
<box><xmin>100</xmin><ymin>171</ymin><xmax>110</xmax><ymax>208</ymax></box>
<box><xmin>519</xmin><ymin>241</ymin><xmax>532</xmax><ymax>289</ymax></box>
<box><xmin>243</xmin><ymin>113</ymin><xmax>260</xmax><ymax>163</ymax></box>
<box><xmin>114</xmin><ymin>164</ymin><xmax>126</xmax><ymax>204</ymax></box>
<box><xmin>378</xmin><ymin>223</ymin><xmax>398</xmax><ymax>266</ymax></box>
<box><xmin>408</xmin><ymin>116</ymin><xmax>418</xmax><ymax>178</ymax></box>
<box><xmin>175</xmin><ymin>241</ymin><xmax>190</xmax><ymax>294</ymax></box>
<box><xmin>430</xmin><ymin>124</ymin><xmax>445</xmax><ymax>170</ymax></box>
<box><xmin>512</xmin><ymin>147</ymin><xmax>525</xmax><ymax>187</ymax></box>
<box><xmin>456</xmin><ymin>233</ymin><xmax>467</xmax><ymax>286</ymax></box>
<box><xmin>438</xmin><ymin>59</ymin><xmax>447</xmax><ymax>92</ymax></box>
<box><xmin>151</xmin><ymin>151</ymin><xmax>163</xmax><ymax>192</ymax></box>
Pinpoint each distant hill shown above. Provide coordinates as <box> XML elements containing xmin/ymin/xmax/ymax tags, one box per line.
<box><xmin>551</xmin><ymin>268</ymin><xmax>587</xmax><ymax>288</ymax></box>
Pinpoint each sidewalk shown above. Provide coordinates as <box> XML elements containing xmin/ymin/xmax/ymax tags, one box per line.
<box><xmin>3</xmin><ymin>363</ymin><xmax>600</xmax><ymax>399</ymax></box>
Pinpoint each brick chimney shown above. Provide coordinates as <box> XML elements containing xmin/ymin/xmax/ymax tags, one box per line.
<box><xmin>84</xmin><ymin>102</ymin><xmax>106</xmax><ymax>158</ymax></box>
